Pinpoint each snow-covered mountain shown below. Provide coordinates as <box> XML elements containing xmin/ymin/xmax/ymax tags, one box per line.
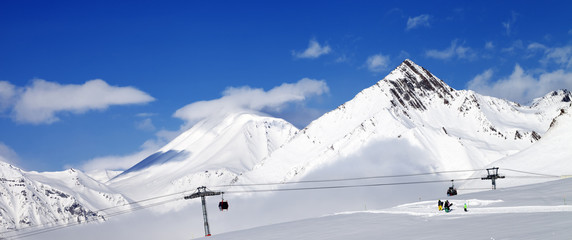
<box><xmin>102</xmin><ymin>59</ymin><xmax>572</xmax><ymax>209</ymax></box>
<box><xmin>0</xmin><ymin>162</ymin><xmax>130</xmax><ymax>232</ymax></box>
<box><xmin>2</xmin><ymin>59</ymin><xmax>571</xmax><ymax>238</ymax></box>
<box><xmin>237</xmin><ymin>59</ymin><xmax>571</xmax><ymax>184</ymax></box>
<box><xmin>109</xmin><ymin>112</ymin><xmax>299</xmax><ymax>199</ymax></box>
<box><xmin>109</xmin><ymin>59</ymin><xmax>571</xmax><ymax>200</ymax></box>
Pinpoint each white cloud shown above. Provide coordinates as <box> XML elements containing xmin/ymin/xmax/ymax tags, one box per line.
<box><xmin>501</xmin><ymin>40</ymin><xmax>524</xmax><ymax>53</ymax></box>
<box><xmin>406</xmin><ymin>14</ymin><xmax>431</xmax><ymax>31</ymax></box>
<box><xmin>542</xmin><ymin>46</ymin><xmax>572</xmax><ymax>69</ymax></box>
<box><xmin>468</xmin><ymin>69</ymin><xmax>494</xmax><ymax>89</ymax></box>
<box><xmin>0</xmin><ymin>81</ymin><xmax>17</xmax><ymax>112</ymax></box>
<box><xmin>527</xmin><ymin>42</ymin><xmax>547</xmax><ymax>51</ymax></box>
<box><xmin>502</xmin><ymin>22</ymin><xmax>511</xmax><ymax>35</ymax></box>
<box><xmin>335</xmin><ymin>54</ymin><xmax>348</xmax><ymax>63</ymax></box>
<box><xmin>6</xmin><ymin>79</ymin><xmax>154</xmax><ymax>124</ymax></box>
<box><xmin>365</xmin><ymin>54</ymin><xmax>390</xmax><ymax>73</ymax></box>
<box><xmin>485</xmin><ymin>41</ymin><xmax>495</xmax><ymax>50</ymax></box>
<box><xmin>173</xmin><ymin>78</ymin><xmax>329</xmax><ymax>126</ymax></box>
<box><xmin>136</xmin><ymin>118</ymin><xmax>156</xmax><ymax>132</ymax></box>
<box><xmin>468</xmin><ymin>65</ymin><xmax>572</xmax><ymax>104</ymax></box>
<box><xmin>293</xmin><ymin>39</ymin><xmax>332</xmax><ymax>59</ymax></box>
<box><xmin>136</xmin><ymin>112</ymin><xmax>157</xmax><ymax>117</ymax></box>
<box><xmin>528</xmin><ymin>43</ymin><xmax>572</xmax><ymax>69</ymax></box>
<box><xmin>0</xmin><ymin>142</ymin><xmax>19</xmax><ymax>165</ymax></box>
<box><xmin>502</xmin><ymin>11</ymin><xmax>518</xmax><ymax>36</ymax></box>
<box><xmin>425</xmin><ymin>40</ymin><xmax>475</xmax><ymax>60</ymax></box>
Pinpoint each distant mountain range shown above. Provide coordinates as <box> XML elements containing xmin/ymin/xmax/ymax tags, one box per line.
<box><xmin>1</xmin><ymin>59</ymin><xmax>570</xmax><ymax>232</ymax></box>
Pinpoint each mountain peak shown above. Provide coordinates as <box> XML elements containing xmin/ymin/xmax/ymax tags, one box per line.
<box><xmin>531</xmin><ymin>89</ymin><xmax>571</xmax><ymax>108</ymax></box>
<box><xmin>382</xmin><ymin>59</ymin><xmax>455</xmax><ymax>110</ymax></box>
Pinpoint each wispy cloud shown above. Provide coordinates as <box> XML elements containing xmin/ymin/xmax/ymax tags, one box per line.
<box><xmin>501</xmin><ymin>40</ymin><xmax>524</xmax><ymax>53</ymax></box>
<box><xmin>485</xmin><ymin>41</ymin><xmax>495</xmax><ymax>50</ymax></box>
<box><xmin>0</xmin><ymin>142</ymin><xmax>19</xmax><ymax>165</ymax></box>
<box><xmin>365</xmin><ymin>54</ymin><xmax>390</xmax><ymax>73</ymax></box>
<box><xmin>136</xmin><ymin>118</ymin><xmax>156</xmax><ymax>132</ymax></box>
<box><xmin>530</xmin><ymin>44</ymin><xmax>572</xmax><ymax>69</ymax></box>
<box><xmin>173</xmin><ymin>78</ymin><xmax>329</xmax><ymax>127</ymax></box>
<box><xmin>136</xmin><ymin>112</ymin><xmax>157</xmax><ymax>118</ymax></box>
<box><xmin>0</xmin><ymin>81</ymin><xmax>17</xmax><ymax>112</ymax></box>
<box><xmin>0</xmin><ymin>79</ymin><xmax>154</xmax><ymax>124</ymax></box>
<box><xmin>292</xmin><ymin>39</ymin><xmax>332</xmax><ymax>59</ymax></box>
<box><xmin>502</xmin><ymin>11</ymin><xmax>518</xmax><ymax>36</ymax></box>
<box><xmin>406</xmin><ymin>14</ymin><xmax>431</xmax><ymax>31</ymax></box>
<box><xmin>468</xmin><ymin>65</ymin><xmax>572</xmax><ymax>104</ymax></box>
<box><xmin>425</xmin><ymin>40</ymin><xmax>475</xmax><ymax>60</ymax></box>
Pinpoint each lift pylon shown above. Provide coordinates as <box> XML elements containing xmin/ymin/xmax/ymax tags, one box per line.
<box><xmin>481</xmin><ymin>167</ymin><xmax>505</xmax><ymax>190</ymax></box>
<box><xmin>184</xmin><ymin>186</ymin><xmax>223</xmax><ymax>237</ymax></box>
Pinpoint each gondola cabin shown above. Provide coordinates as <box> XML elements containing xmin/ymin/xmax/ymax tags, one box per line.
<box><xmin>219</xmin><ymin>200</ymin><xmax>229</xmax><ymax>211</ymax></box>
<box><xmin>447</xmin><ymin>186</ymin><xmax>457</xmax><ymax>196</ymax></box>
<box><xmin>447</xmin><ymin>180</ymin><xmax>457</xmax><ymax>196</ymax></box>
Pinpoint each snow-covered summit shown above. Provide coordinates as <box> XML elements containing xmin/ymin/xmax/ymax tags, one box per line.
<box><xmin>238</xmin><ymin>59</ymin><xmax>570</xmax><ymax>184</ymax></box>
<box><xmin>531</xmin><ymin>89</ymin><xmax>571</xmax><ymax>108</ymax></box>
<box><xmin>110</xmin><ymin>112</ymin><xmax>299</xmax><ymax>199</ymax></box>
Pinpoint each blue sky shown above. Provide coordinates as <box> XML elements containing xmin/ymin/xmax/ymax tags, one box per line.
<box><xmin>1</xmin><ymin>1</ymin><xmax>571</xmax><ymax>172</ymax></box>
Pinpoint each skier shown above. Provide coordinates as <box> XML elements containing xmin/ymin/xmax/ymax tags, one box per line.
<box><xmin>438</xmin><ymin>200</ymin><xmax>443</xmax><ymax>211</ymax></box>
<box><xmin>464</xmin><ymin>202</ymin><xmax>468</xmax><ymax>212</ymax></box>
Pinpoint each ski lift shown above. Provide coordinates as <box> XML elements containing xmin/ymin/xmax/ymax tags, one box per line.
<box><xmin>218</xmin><ymin>194</ymin><xmax>229</xmax><ymax>211</ymax></box>
<box><xmin>447</xmin><ymin>180</ymin><xmax>457</xmax><ymax>196</ymax></box>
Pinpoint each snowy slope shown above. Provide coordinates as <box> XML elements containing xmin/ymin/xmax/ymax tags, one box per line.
<box><xmin>203</xmin><ymin>178</ymin><xmax>572</xmax><ymax>240</ymax></box>
<box><xmin>0</xmin><ymin>162</ymin><xmax>130</xmax><ymax>232</ymax></box>
<box><xmin>19</xmin><ymin>175</ymin><xmax>572</xmax><ymax>240</ymax></box>
<box><xmin>238</xmin><ymin>59</ymin><xmax>571</xmax><ymax>185</ymax></box>
<box><xmin>109</xmin><ymin>112</ymin><xmax>299</xmax><ymax>200</ymax></box>
<box><xmin>463</xmin><ymin>104</ymin><xmax>572</xmax><ymax>189</ymax></box>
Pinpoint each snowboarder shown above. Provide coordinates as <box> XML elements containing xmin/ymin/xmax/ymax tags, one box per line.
<box><xmin>438</xmin><ymin>200</ymin><xmax>443</xmax><ymax>211</ymax></box>
<box><xmin>444</xmin><ymin>200</ymin><xmax>452</xmax><ymax>212</ymax></box>
<box><xmin>464</xmin><ymin>202</ymin><xmax>468</xmax><ymax>212</ymax></box>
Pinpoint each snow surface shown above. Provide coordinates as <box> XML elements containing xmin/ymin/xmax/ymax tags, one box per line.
<box><xmin>203</xmin><ymin>178</ymin><xmax>572</xmax><ymax>240</ymax></box>
<box><xmin>15</xmin><ymin>176</ymin><xmax>572</xmax><ymax>240</ymax></box>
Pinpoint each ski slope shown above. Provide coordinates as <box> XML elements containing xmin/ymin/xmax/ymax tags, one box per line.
<box><xmin>14</xmin><ymin>176</ymin><xmax>572</xmax><ymax>240</ymax></box>
<box><xmin>205</xmin><ymin>178</ymin><xmax>572</xmax><ymax>240</ymax></box>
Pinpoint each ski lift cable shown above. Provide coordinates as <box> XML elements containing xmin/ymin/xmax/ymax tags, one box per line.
<box><xmin>502</xmin><ymin>168</ymin><xmax>561</xmax><ymax>178</ymax></box>
<box><xmin>213</xmin><ymin>169</ymin><xmax>486</xmax><ymax>188</ymax></box>
<box><xmin>222</xmin><ymin>177</ymin><xmax>484</xmax><ymax>194</ymax></box>
<box><xmin>504</xmin><ymin>175</ymin><xmax>560</xmax><ymax>179</ymax></box>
